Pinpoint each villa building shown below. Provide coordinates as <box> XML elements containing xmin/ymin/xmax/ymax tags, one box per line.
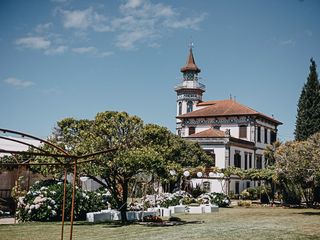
<box><xmin>175</xmin><ymin>47</ymin><xmax>282</xmax><ymax>195</ymax></box>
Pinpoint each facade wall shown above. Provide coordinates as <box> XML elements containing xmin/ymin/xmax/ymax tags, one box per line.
<box><xmin>191</xmin><ymin>178</ymin><xmax>227</xmax><ymax>194</ymax></box>
<box><xmin>229</xmin><ymin>146</ymin><xmax>255</xmax><ymax>170</ymax></box>
<box><xmin>180</xmin><ymin>116</ymin><xmax>255</xmax><ymax>141</ymax></box>
<box><xmin>201</xmin><ymin>143</ymin><xmax>226</xmax><ymax>168</ymax></box>
<box><xmin>229</xmin><ymin>179</ymin><xmax>255</xmax><ymax>195</ymax></box>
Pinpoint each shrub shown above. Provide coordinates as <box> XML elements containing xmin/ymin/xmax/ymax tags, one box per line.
<box><xmin>181</xmin><ymin>196</ymin><xmax>197</xmax><ymax>205</ymax></box>
<box><xmin>256</xmin><ymin>186</ymin><xmax>272</xmax><ymax>204</ymax></box>
<box><xmin>143</xmin><ymin>191</ymin><xmax>191</xmax><ymax>208</ymax></box>
<box><xmin>190</xmin><ymin>184</ymin><xmax>206</xmax><ymax>198</ymax></box>
<box><xmin>143</xmin><ymin>215</ymin><xmax>162</xmax><ymax>222</ymax></box>
<box><xmin>16</xmin><ymin>179</ymin><xmax>106</xmax><ymax>222</ymax></box>
<box><xmin>238</xmin><ymin>200</ymin><xmax>252</xmax><ymax>207</ymax></box>
<box><xmin>210</xmin><ymin>192</ymin><xmax>231</xmax><ymax>207</ymax></box>
<box><xmin>240</xmin><ymin>187</ymin><xmax>258</xmax><ymax>200</ymax></box>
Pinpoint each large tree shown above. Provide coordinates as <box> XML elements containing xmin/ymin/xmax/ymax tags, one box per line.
<box><xmin>32</xmin><ymin>111</ymin><xmax>211</xmax><ymax>222</ymax></box>
<box><xmin>275</xmin><ymin>132</ymin><xmax>320</xmax><ymax>206</ymax></box>
<box><xmin>295</xmin><ymin>58</ymin><xmax>320</xmax><ymax>141</ymax></box>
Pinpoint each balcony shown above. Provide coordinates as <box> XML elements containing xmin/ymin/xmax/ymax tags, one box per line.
<box><xmin>175</xmin><ymin>80</ymin><xmax>206</xmax><ymax>91</ymax></box>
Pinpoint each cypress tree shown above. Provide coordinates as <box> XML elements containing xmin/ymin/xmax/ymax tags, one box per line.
<box><xmin>295</xmin><ymin>58</ymin><xmax>320</xmax><ymax>141</ymax></box>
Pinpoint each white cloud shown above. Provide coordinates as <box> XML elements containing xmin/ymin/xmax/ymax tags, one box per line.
<box><xmin>116</xmin><ymin>30</ymin><xmax>154</xmax><ymax>49</ymax></box>
<box><xmin>72</xmin><ymin>46</ymin><xmax>113</xmax><ymax>57</ymax></box>
<box><xmin>166</xmin><ymin>13</ymin><xmax>208</xmax><ymax>30</ymax></box>
<box><xmin>72</xmin><ymin>46</ymin><xmax>97</xmax><ymax>54</ymax></box>
<box><xmin>15</xmin><ymin>36</ymin><xmax>51</xmax><ymax>49</ymax></box>
<box><xmin>35</xmin><ymin>23</ymin><xmax>52</xmax><ymax>33</ymax></box>
<box><xmin>98</xmin><ymin>51</ymin><xmax>114</xmax><ymax>57</ymax></box>
<box><xmin>57</xmin><ymin>0</ymin><xmax>207</xmax><ymax>50</ymax></box>
<box><xmin>61</xmin><ymin>7</ymin><xmax>109</xmax><ymax>32</ymax></box>
<box><xmin>122</xmin><ymin>0</ymin><xmax>144</xmax><ymax>9</ymax></box>
<box><xmin>3</xmin><ymin>77</ymin><xmax>35</xmax><ymax>88</ymax></box>
<box><xmin>44</xmin><ymin>45</ymin><xmax>68</xmax><ymax>55</ymax></box>
<box><xmin>114</xmin><ymin>0</ymin><xmax>206</xmax><ymax>49</ymax></box>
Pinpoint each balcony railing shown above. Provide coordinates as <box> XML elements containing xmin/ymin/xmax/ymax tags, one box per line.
<box><xmin>175</xmin><ymin>80</ymin><xmax>206</xmax><ymax>91</ymax></box>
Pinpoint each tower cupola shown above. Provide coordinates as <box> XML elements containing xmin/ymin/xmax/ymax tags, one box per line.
<box><xmin>175</xmin><ymin>45</ymin><xmax>206</xmax><ymax>136</ymax></box>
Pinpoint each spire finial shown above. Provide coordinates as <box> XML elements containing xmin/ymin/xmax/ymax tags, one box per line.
<box><xmin>189</xmin><ymin>41</ymin><xmax>194</xmax><ymax>50</ymax></box>
<box><xmin>180</xmin><ymin>41</ymin><xmax>201</xmax><ymax>73</ymax></box>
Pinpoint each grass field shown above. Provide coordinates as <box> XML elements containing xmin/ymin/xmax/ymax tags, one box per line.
<box><xmin>1</xmin><ymin>207</ymin><xmax>320</xmax><ymax>240</ymax></box>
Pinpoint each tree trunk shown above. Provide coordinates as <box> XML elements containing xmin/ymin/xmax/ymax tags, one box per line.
<box><xmin>120</xmin><ymin>180</ymin><xmax>128</xmax><ymax>223</ymax></box>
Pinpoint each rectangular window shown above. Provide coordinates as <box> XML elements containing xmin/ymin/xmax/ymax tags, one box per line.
<box><xmin>205</xmin><ymin>151</ymin><xmax>216</xmax><ymax>167</ymax></box>
<box><xmin>203</xmin><ymin>181</ymin><xmax>211</xmax><ymax>193</ymax></box>
<box><xmin>264</xmin><ymin>128</ymin><xmax>268</xmax><ymax>144</ymax></box>
<box><xmin>239</xmin><ymin>125</ymin><xmax>247</xmax><ymax>138</ymax></box>
<box><xmin>256</xmin><ymin>155</ymin><xmax>262</xmax><ymax>169</ymax></box>
<box><xmin>249</xmin><ymin>154</ymin><xmax>252</xmax><ymax>168</ymax></box>
<box><xmin>235</xmin><ymin>182</ymin><xmax>240</xmax><ymax>195</ymax></box>
<box><xmin>257</xmin><ymin>126</ymin><xmax>261</xmax><ymax>142</ymax></box>
<box><xmin>270</xmin><ymin>131</ymin><xmax>277</xmax><ymax>144</ymax></box>
<box><xmin>234</xmin><ymin>152</ymin><xmax>241</xmax><ymax>168</ymax></box>
<box><xmin>244</xmin><ymin>153</ymin><xmax>248</xmax><ymax>170</ymax></box>
<box><xmin>246</xmin><ymin>181</ymin><xmax>251</xmax><ymax>189</ymax></box>
<box><xmin>188</xmin><ymin>127</ymin><xmax>195</xmax><ymax>136</ymax></box>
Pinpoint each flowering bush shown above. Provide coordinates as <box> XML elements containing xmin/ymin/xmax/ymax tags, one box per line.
<box><xmin>128</xmin><ymin>201</ymin><xmax>144</xmax><ymax>211</ymax></box>
<box><xmin>17</xmin><ymin>179</ymin><xmax>106</xmax><ymax>222</ymax></box>
<box><xmin>142</xmin><ymin>191</ymin><xmax>230</xmax><ymax>208</ymax></box>
<box><xmin>143</xmin><ymin>191</ymin><xmax>191</xmax><ymax>208</ymax></box>
<box><xmin>209</xmin><ymin>192</ymin><xmax>231</xmax><ymax>207</ymax></box>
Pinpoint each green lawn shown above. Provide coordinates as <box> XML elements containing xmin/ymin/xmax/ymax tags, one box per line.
<box><xmin>1</xmin><ymin>207</ymin><xmax>320</xmax><ymax>240</ymax></box>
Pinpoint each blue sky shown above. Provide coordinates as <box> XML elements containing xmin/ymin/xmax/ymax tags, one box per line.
<box><xmin>0</xmin><ymin>0</ymin><xmax>319</xmax><ymax>140</ymax></box>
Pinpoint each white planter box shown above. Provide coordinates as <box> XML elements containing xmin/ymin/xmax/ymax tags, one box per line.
<box><xmin>141</xmin><ymin>211</ymin><xmax>157</xmax><ymax>219</ymax></box>
<box><xmin>86</xmin><ymin>212</ymin><xmax>112</xmax><ymax>223</ymax></box>
<box><xmin>201</xmin><ymin>204</ymin><xmax>219</xmax><ymax>213</ymax></box>
<box><xmin>126</xmin><ymin>211</ymin><xmax>140</xmax><ymax>221</ymax></box>
<box><xmin>159</xmin><ymin>208</ymin><xmax>171</xmax><ymax>217</ymax></box>
<box><xmin>187</xmin><ymin>206</ymin><xmax>204</xmax><ymax>214</ymax></box>
<box><xmin>173</xmin><ymin>205</ymin><xmax>186</xmax><ymax>213</ymax></box>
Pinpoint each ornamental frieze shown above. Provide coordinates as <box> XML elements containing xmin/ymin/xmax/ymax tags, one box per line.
<box><xmin>183</xmin><ymin>117</ymin><xmax>254</xmax><ymax>125</ymax></box>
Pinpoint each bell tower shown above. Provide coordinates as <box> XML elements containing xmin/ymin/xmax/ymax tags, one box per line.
<box><xmin>175</xmin><ymin>45</ymin><xmax>206</xmax><ymax>136</ymax></box>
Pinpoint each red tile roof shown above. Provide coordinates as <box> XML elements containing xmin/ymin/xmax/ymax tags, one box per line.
<box><xmin>178</xmin><ymin>99</ymin><xmax>282</xmax><ymax>125</ymax></box>
<box><xmin>187</xmin><ymin>128</ymin><xmax>226</xmax><ymax>138</ymax></box>
<box><xmin>180</xmin><ymin>48</ymin><xmax>201</xmax><ymax>73</ymax></box>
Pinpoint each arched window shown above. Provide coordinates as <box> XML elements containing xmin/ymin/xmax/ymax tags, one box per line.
<box><xmin>178</xmin><ymin>102</ymin><xmax>182</xmax><ymax>115</ymax></box>
<box><xmin>187</xmin><ymin>101</ymin><xmax>193</xmax><ymax>113</ymax></box>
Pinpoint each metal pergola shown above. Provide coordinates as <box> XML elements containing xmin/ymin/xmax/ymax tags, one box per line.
<box><xmin>0</xmin><ymin>128</ymin><xmax>116</xmax><ymax>240</ymax></box>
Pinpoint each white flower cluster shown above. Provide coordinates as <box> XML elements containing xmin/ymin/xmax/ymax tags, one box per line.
<box><xmin>82</xmin><ymin>192</ymin><xmax>90</xmax><ymax>200</ymax></box>
<box><xmin>18</xmin><ymin>188</ymin><xmax>59</xmax><ymax>217</ymax></box>
<box><xmin>143</xmin><ymin>191</ymin><xmax>191</xmax><ymax>207</ymax></box>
